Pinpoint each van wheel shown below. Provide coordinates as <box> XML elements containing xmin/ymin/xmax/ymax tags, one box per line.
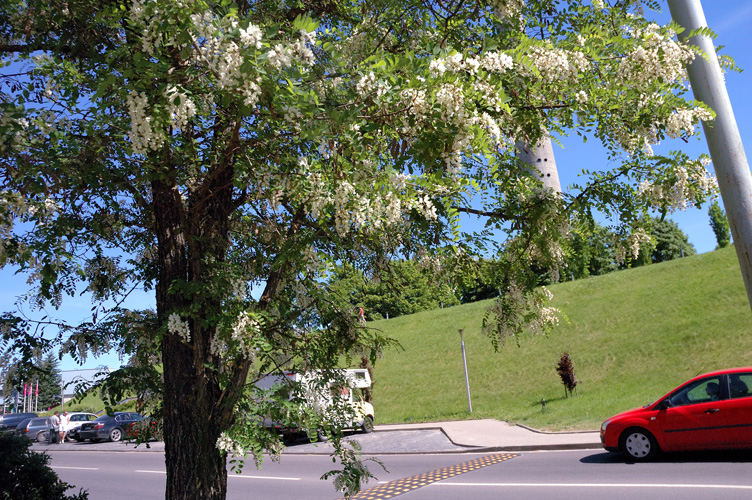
<box><xmin>361</xmin><ymin>416</ymin><xmax>374</xmax><ymax>434</ymax></box>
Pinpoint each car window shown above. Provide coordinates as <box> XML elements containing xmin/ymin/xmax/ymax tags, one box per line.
<box><xmin>729</xmin><ymin>373</ymin><xmax>752</xmax><ymax>399</ymax></box>
<box><xmin>669</xmin><ymin>376</ymin><xmax>724</xmax><ymax>407</ymax></box>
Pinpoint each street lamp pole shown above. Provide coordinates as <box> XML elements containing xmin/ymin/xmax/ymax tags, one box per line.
<box><xmin>668</xmin><ymin>0</ymin><xmax>752</xmax><ymax>310</ymax></box>
<box><xmin>459</xmin><ymin>329</ymin><xmax>472</xmax><ymax>413</ymax></box>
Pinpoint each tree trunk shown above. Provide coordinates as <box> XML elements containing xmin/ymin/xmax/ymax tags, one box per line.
<box><xmin>152</xmin><ymin>177</ymin><xmax>230</xmax><ymax>500</ymax></box>
<box><xmin>163</xmin><ymin>336</ymin><xmax>228</xmax><ymax>500</ymax></box>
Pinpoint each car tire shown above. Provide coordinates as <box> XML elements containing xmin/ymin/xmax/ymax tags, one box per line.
<box><xmin>619</xmin><ymin>427</ymin><xmax>659</xmax><ymax>461</ymax></box>
<box><xmin>110</xmin><ymin>428</ymin><xmax>123</xmax><ymax>442</ymax></box>
<box><xmin>36</xmin><ymin>431</ymin><xmax>47</xmax><ymax>443</ymax></box>
<box><xmin>361</xmin><ymin>416</ymin><xmax>374</xmax><ymax>434</ymax></box>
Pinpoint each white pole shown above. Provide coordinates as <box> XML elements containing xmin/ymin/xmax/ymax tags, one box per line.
<box><xmin>668</xmin><ymin>0</ymin><xmax>752</xmax><ymax>309</ymax></box>
<box><xmin>458</xmin><ymin>329</ymin><xmax>472</xmax><ymax>413</ymax></box>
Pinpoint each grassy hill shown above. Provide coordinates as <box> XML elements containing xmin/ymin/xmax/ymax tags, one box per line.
<box><xmin>370</xmin><ymin>246</ymin><xmax>752</xmax><ymax>430</ymax></box>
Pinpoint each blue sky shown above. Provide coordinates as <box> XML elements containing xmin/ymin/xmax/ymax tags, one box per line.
<box><xmin>2</xmin><ymin>1</ymin><xmax>751</xmax><ymax>373</ymax></box>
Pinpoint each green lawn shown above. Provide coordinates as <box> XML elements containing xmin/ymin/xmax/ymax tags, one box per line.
<box><xmin>369</xmin><ymin>246</ymin><xmax>752</xmax><ymax>430</ymax></box>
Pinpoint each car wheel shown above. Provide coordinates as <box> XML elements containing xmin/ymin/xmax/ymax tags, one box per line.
<box><xmin>361</xmin><ymin>416</ymin><xmax>374</xmax><ymax>434</ymax></box>
<box><xmin>620</xmin><ymin>428</ymin><xmax>658</xmax><ymax>461</ymax></box>
<box><xmin>110</xmin><ymin>428</ymin><xmax>123</xmax><ymax>442</ymax></box>
<box><xmin>36</xmin><ymin>431</ymin><xmax>47</xmax><ymax>443</ymax></box>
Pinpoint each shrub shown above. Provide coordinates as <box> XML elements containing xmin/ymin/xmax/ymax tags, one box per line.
<box><xmin>0</xmin><ymin>432</ymin><xmax>88</xmax><ymax>500</ymax></box>
<box><xmin>556</xmin><ymin>352</ymin><xmax>578</xmax><ymax>397</ymax></box>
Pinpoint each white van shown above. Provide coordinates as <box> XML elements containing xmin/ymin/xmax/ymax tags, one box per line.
<box><xmin>255</xmin><ymin>369</ymin><xmax>374</xmax><ymax>439</ymax></box>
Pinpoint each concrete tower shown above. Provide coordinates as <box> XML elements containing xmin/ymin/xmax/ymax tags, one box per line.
<box><xmin>515</xmin><ymin>135</ymin><xmax>561</xmax><ymax>194</ymax></box>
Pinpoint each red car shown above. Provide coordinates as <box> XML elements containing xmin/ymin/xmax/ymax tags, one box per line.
<box><xmin>601</xmin><ymin>367</ymin><xmax>752</xmax><ymax>460</ymax></box>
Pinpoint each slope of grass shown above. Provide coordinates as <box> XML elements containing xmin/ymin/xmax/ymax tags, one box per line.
<box><xmin>370</xmin><ymin>246</ymin><xmax>752</xmax><ymax>430</ymax></box>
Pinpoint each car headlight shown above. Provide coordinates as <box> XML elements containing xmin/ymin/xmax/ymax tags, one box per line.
<box><xmin>601</xmin><ymin>420</ymin><xmax>610</xmax><ymax>432</ymax></box>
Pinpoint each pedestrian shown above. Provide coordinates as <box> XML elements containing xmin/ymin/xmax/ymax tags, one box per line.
<box><xmin>48</xmin><ymin>411</ymin><xmax>60</xmax><ymax>444</ymax></box>
<box><xmin>59</xmin><ymin>411</ymin><xmax>69</xmax><ymax>443</ymax></box>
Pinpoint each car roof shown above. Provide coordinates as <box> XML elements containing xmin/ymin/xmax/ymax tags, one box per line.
<box><xmin>688</xmin><ymin>367</ymin><xmax>752</xmax><ymax>380</ymax></box>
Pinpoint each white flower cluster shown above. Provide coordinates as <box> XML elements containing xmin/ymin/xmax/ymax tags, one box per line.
<box><xmin>628</xmin><ymin>228</ymin><xmax>652</xmax><ymax>259</ymax></box>
<box><xmin>430</xmin><ymin>51</ymin><xmax>513</xmax><ymax>78</ymax></box>
<box><xmin>637</xmin><ymin>161</ymin><xmax>718</xmax><ymax>213</ymax></box>
<box><xmin>164</xmin><ymin>86</ymin><xmax>196</xmax><ymax>132</ymax></box>
<box><xmin>126</xmin><ymin>91</ymin><xmax>163</xmax><ymax>155</ymax></box>
<box><xmin>618</xmin><ymin>23</ymin><xmax>694</xmax><ymax>87</ymax></box>
<box><xmin>231</xmin><ymin>311</ymin><xmax>260</xmax><ymax>360</ymax></box>
<box><xmin>240</xmin><ymin>23</ymin><xmax>263</xmax><ymax>49</ymax></box>
<box><xmin>413</xmin><ymin>194</ymin><xmax>438</xmax><ymax>220</ymax></box>
<box><xmin>216</xmin><ymin>432</ymin><xmax>244</xmax><ymax>457</ymax></box>
<box><xmin>241</xmin><ymin>78</ymin><xmax>262</xmax><ymax>108</ymax></box>
<box><xmin>167</xmin><ymin>313</ymin><xmax>191</xmax><ymax>343</ymax></box>
<box><xmin>527</xmin><ymin>43</ymin><xmax>589</xmax><ymax>82</ymax></box>
<box><xmin>480</xmin><ymin>52</ymin><xmax>514</xmax><ymax>73</ymax></box>
<box><xmin>665</xmin><ymin>107</ymin><xmax>713</xmax><ymax>139</ymax></box>
<box><xmin>268</xmin><ymin>30</ymin><xmax>316</xmax><ymax>70</ymax></box>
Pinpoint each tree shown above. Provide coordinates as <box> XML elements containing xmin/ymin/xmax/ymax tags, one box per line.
<box><xmin>709</xmin><ymin>200</ymin><xmax>731</xmax><ymax>249</ymax></box>
<box><xmin>1</xmin><ymin>351</ymin><xmax>62</xmax><ymax>411</ymax></box>
<box><xmin>327</xmin><ymin>261</ymin><xmax>459</xmax><ymax>321</ymax></box>
<box><xmin>563</xmin><ymin>219</ymin><xmax>618</xmax><ymax>280</ymax></box>
<box><xmin>633</xmin><ymin>216</ymin><xmax>696</xmax><ymax>266</ymax></box>
<box><xmin>0</xmin><ymin>1</ymin><xmax>719</xmax><ymax>498</ymax></box>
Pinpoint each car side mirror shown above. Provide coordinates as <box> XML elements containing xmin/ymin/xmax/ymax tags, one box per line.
<box><xmin>655</xmin><ymin>399</ymin><xmax>671</xmax><ymax>411</ymax></box>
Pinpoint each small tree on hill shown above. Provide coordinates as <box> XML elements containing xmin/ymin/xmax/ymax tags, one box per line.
<box><xmin>556</xmin><ymin>352</ymin><xmax>578</xmax><ymax>398</ymax></box>
<box><xmin>709</xmin><ymin>200</ymin><xmax>731</xmax><ymax>249</ymax></box>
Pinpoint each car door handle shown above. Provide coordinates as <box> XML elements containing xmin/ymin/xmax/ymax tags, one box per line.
<box><xmin>705</xmin><ymin>408</ymin><xmax>720</xmax><ymax>414</ymax></box>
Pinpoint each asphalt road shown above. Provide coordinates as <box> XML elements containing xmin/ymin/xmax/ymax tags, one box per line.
<box><xmin>46</xmin><ymin>438</ymin><xmax>752</xmax><ymax>500</ymax></box>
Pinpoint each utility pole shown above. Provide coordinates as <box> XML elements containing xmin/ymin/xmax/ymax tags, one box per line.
<box><xmin>668</xmin><ymin>0</ymin><xmax>752</xmax><ymax>310</ymax></box>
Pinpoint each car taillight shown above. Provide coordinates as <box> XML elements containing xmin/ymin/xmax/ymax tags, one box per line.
<box><xmin>94</xmin><ymin>423</ymin><xmax>104</xmax><ymax>430</ymax></box>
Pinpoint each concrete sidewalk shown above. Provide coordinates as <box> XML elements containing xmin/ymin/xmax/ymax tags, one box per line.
<box><xmin>376</xmin><ymin>419</ymin><xmax>602</xmax><ymax>452</ymax></box>
<box><xmin>34</xmin><ymin>419</ymin><xmax>603</xmax><ymax>454</ymax></box>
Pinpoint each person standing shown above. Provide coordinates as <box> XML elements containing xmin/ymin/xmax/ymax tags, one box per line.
<box><xmin>59</xmin><ymin>411</ymin><xmax>69</xmax><ymax>443</ymax></box>
<box><xmin>48</xmin><ymin>411</ymin><xmax>60</xmax><ymax>444</ymax></box>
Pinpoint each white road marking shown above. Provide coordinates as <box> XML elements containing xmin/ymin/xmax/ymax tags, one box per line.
<box><xmin>52</xmin><ymin>466</ymin><xmax>99</xmax><ymax>471</ymax></box>
<box><xmin>133</xmin><ymin>470</ymin><xmax>299</xmax><ymax>481</ymax></box>
<box><xmin>434</xmin><ymin>482</ymin><xmax>752</xmax><ymax>490</ymax></box>
<box><xmin>229</xmin><ymin>475</ymin><xmax>301</xmax><ymax>481</ymax></box>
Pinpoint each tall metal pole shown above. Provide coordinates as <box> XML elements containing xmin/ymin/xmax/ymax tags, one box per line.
<box><xmin>458</xmin><ymin>329</ymin><xmax>472</xmax><ymax>413</ymax></box>
<box><xmin>668</xmin><ymin>0</ymin><xmax>752</xmax><ymax>310</ymax></box>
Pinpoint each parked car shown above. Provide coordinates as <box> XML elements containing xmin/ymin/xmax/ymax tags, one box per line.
<box><xmin>0</xmin><ymin>412</ymin><xmax>38</xmax><ymax>432</ymax></box>
<box><xmin>601</xmin><ymin>367</ymin><xmax>752</xmax><ymax>460</ymax></box>
<box><xmin>63</xmin><ymin>412</ymin><xmax>98</xmax><ymax>442</ymax></box>
<box><xmin>15</xmin><ymin>417</ymin><xmax>51</xmax><ymax>442</ymax></box>
<box><xmin>77</xmin><ymin>412</ymin><xmax>144</xmax><ymax>442</ymax></box>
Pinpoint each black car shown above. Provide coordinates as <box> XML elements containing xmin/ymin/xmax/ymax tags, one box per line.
<box><xmin>77</xmin><ymin>412</ymin><xmax>144</xmax><ymax>442</ymax></box>
<box><xmin>0</xmin><ymin>412</ymin><xmax>38</xmax><ymax>432</ymax></box>
<box><xmin>15</xmin><ymin>417</ymin><xmax>50</xmax><ymax>442</ymax></box>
